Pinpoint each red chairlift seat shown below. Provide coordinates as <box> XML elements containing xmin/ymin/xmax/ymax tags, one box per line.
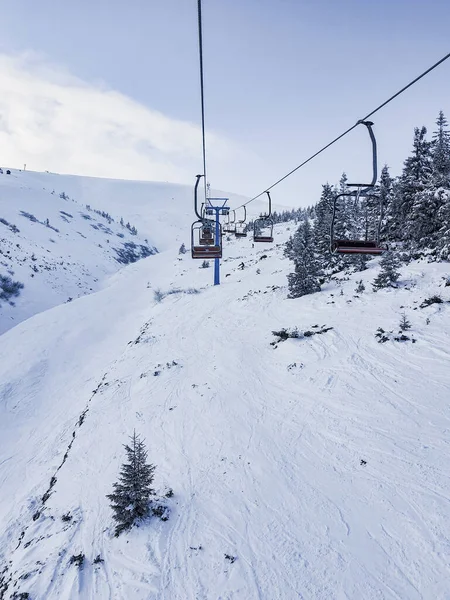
<box><xmin>332</xmin><ymin>239</ymin><xmax>383</xmax><ymax>255</ymax></box>
<box><xmin>192</xmin><ymin>245</ymin><xmax>222</xmax><ymax>259</ymax></box>
<box><xmin>254</xmin><ymin>234</ymin><xmax>274</xmax><ymax>243</ymax></box>
<box><xmin>235</xmin><ymin>231</ymin><xmax>247</xmax><ymax>238</ymax></box>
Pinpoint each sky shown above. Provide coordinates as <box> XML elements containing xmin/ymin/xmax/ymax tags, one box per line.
<box><xmin>0</xmin><ymin>0</ymin><xmax>449</xmax><ymax>211</ymax></box>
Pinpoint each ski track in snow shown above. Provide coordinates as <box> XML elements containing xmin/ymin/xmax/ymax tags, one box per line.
<box><xmin>1</xmin><ymin>212</ymin><xmax>450</xmax><ymax>599</ymax></box>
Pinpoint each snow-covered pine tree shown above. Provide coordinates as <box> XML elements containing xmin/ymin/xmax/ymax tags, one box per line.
<box><xmin>286</xmin><ymin>220</ymin><xmax>321</xmax><ymax>298</ymax></box>
<box><xmin>436</xmin><ymin>188</ymin><xmax>450</xmax><ymax>260</ymax></box>
<box><xmin>431</xmin><ymin>110</ymin><xmax>450</xmax><ymax>188</ymax></box>
<box><xmin>312</xmin><ymin>183</ymin><xmax>336</xmax><ymax>265</ymax></box>
<box><xmin>397</xmin><ymin>127</ymin><xmax>432</xmax><ymax>242</ymax></box>
<box><xmin>377</xmin><ymin>165</ymin><xmax>394</xmax><ymax>240</ymax></box>
<box><xmin>408</xmin><ymin>186</ymin><xmax>443</xmax><ymax>248</ymax></box>
<box><xmin>406</xmin><ymin>111</ymin><xmax>450</xmax><ymax>248</ymax></box>
<box><xmin>372</xmin><ymin>251</ymin><xmax>401</xmax><ymax>290</ymax></box>
<box><xmin>284</xmin><ymin>215</ymin><xmax>307</xmax><ymax>261</ymax></box>
<box><xmin>178</xmin><ymin>243</ymin><xmax>187</xmax><ymax>255</ymax></box>
<box><xmin>107</xmin><ymin>432</ymin><xmax>156</xmax><ymax>536</ymax></box>
<box><xmin>287</xmin><ymin>261</ymin><xmax>321</xmax><ymax>297</ymax></box>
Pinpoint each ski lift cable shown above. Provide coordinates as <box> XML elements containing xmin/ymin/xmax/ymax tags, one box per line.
<box><xmin>232</xmin><ymin>50</ymin><xmax>450</xmax><ymax>211</ymax></box>
<box><xmin>197</xmin><ymin>0</ymin><xmax>208</xmax><ymax>203</ymax></box>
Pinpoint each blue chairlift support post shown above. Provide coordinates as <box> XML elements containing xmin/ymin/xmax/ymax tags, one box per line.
<box><xmin>207</xmin><ymin>197</ymin><xmax>229</xmax><ymax>285</ymax></box>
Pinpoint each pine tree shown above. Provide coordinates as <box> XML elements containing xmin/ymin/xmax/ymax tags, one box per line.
<box><xmin>312</xmin><ymin>183</ymin><xmax>336</xmax><ymax>262</ymax></box>
<box><xmin>287</xmin><ymin>262</ymin><xmax>321</xmax><ymax>297</ymax></box>
<box><xmin>378</xmin><ymin>165</ymin><xmax>394</xmax><ymax>240</ymax></box>
<box><xmin>178</xmin><ymin>243</ymin><xmax>187</xmax><ymax>255</ymax></box>
<box><xmin>107</xmin><ymin>432</ymin><xmax>156</xmax><ymax>536</ymax></box>
<box><xmin>399</xmin><ymin>312</ymin><xmax>411</xmax><ymax>331</ymax></box>
<box><xmin>407</xmin><ymin>115</ymin><xmax>450</xmax><ymax>247</ymax></box>
<box><xmin>397</xmin><ymin>127</ymin><xmax>432</xmax><ymax>241</ymax></box>
<box><xmin>431</xmin><ymin>110</ymin><xmax>450</xmax><ymax>187</ymax></box>
<box><xmin>437</xmin><ymin>189</ymin><xmax>450</xmax><ymax>259</ymax></box>
<box><xmin>372</xmin><ymin>251</ymin><xmax>401</xmax><ymax>290</ymax></box>
<box><xmin>408</xmin><ymin>186</ymin><xmax>443</xmax><ymax>246</ymax></box>
<box><xmin>286</xmin><ymin>220</ymin><xmax>321</xmax><ymax>298</ymax></box>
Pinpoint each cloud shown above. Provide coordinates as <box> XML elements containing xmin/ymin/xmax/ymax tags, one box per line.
<box><xmin>0</xmin><ymin>53</ymin><xmax>258</xmax><ymax>189</ymax></box>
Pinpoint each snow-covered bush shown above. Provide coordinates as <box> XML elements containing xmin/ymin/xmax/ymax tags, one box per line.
<box><xmin>68</xmin><ymin>554</ymin><xmax>85</xmax><ymax>568</ymax></box>
<box><xmin>0</xmin><ymin>275</ymin><xmax>24</xmax><ymax>304</ymax></box>
<box><xmin>355</xmin><ymin>280</ymin><xmax>365</xmax><ymax>294</ymax></box>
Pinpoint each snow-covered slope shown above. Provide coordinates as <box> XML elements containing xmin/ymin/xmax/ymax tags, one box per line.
<box><xmin>1</xmin><ymin>221</ymin><xmax>449</xmax><ymax>600</ymax></box>
<box><xmin>0</xmin><ymin>169</ymin><xmax>256</xmax><ymax>333</ymax></box>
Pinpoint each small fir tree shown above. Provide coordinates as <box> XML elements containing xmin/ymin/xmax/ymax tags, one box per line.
<box><xmin>399</xmin><ymin>312</ymin><xmax>411</xmax><ymax>331</ymax></box>
<box><xmin>107</xmin><ymin>432</ymin><xmax>156</xmax><ymax>536</ymax></box>
<box><xmin>201</xmin><ymin>260</ymin><xmax>210</xmax><ymax>268</ymax></box>
<box><xmin>178</xmin><ymin>243</ymin><xmax>187</xmax><ymax>255</ymax></box>
<box><xmin>372</xmin><ymin>251</ymin><xmax>401</xmax><ymax>290</ymax></box>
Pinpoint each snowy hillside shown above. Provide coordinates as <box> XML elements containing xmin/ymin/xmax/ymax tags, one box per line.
<box><xmin>1</xmin><ymin>220</ymin><xmax>449</xmax><ymax>600</ymax></box>
<box><xmin>0</xmin><ymin>169</ymin><xmax>255</xmax><ymax>333</ymax></box>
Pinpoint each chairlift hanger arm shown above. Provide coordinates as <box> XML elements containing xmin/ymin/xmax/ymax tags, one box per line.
<box><xmin>347</xmin><ymin>120</ymin><xmax>377</xmax><ymax>189</ymax></box>
<box><xmin>265</xmin><ymin>190</ymin><xmax>272</xmax><ymax>218</ymax></box>
<box><xmin>194</xmin><ymin>174</ymin><xmax>205</xmax><ymax>220</ymax></box>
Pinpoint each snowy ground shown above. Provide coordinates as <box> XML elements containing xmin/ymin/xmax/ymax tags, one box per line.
<box><xmin>1</xmin><ymin>206</ymin><xmax>450</xmax><ymax>599</ymax></box>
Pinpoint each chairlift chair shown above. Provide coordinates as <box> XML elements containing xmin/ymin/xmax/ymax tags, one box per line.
<box><xmin>234</xmin><ymin>207</ymin><xmax>248</xmax><ymax>237</ymax></box>
<box><xmin>253</xmin><ymin>191</ymin><xmax>274</xmax><ymax>243</ymax></box>
<box><xmin>223</xmin><ymin>212</ymin><xmax>234</xmax><ymax>234</ymax></box>
<box><xmin>191</xmin><ymin>175</ymin><xmax>223</xmax><ymax>259</ymax></box>
<box><xmin>330</xmin><ymin>121</ymin><xmax>385</xmax><ymax>255</ymax></box>
<box><xmin>191</xmin><ymin>220</ymin><xmax>222</xmax><ymax>259</ymax></box>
